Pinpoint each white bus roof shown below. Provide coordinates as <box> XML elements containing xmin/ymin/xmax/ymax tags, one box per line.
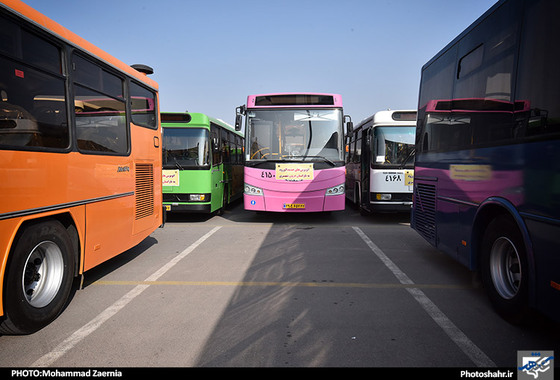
<box><xmin>354</xmin><ymin>110</ymin><xmax>417</xmax><ymax>130</ymax></box>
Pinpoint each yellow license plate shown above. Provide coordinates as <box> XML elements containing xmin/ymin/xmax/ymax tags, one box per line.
<box><xmin>283</xmin><ymin>203</ymin><xmax>305</xmax><ymax>209</ymax></box>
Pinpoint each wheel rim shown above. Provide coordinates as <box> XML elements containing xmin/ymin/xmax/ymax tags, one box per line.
<box><xmin>489</xmin><ymin>236</ymin><xmax>521</xmax><ymax>300</ymax></box>
<box><xmin>22</xmin><ymin>241</ymin><xmax>65</xmax><ymax>308</ymax></box>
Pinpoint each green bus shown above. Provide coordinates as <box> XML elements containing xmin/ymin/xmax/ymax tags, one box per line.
<box><xmin>162</xmin><ymin>112</ymin><xmax>244</xmax><ymax>214</ymax></box>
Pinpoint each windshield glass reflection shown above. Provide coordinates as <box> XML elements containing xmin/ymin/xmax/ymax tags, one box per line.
<box><xmin>163</xmin><ymin>128</ymin><xmax>210</xmax><ymax>168</ymax></box>
<box><xmin>247</xmin><ymin>109</ymin><xmax>343</xmax><ymax>164</ymax></box>
<box><xmin>372</xmin><ymin>126</ymin><xmax>416</xmax><ymax>168</ymax></box>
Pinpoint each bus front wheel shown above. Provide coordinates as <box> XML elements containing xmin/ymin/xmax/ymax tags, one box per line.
<box><xmin>480</xmin><ymin>215</ymin><xmax>530</xmax><ymax>324</ymax></box>
<box><xmin>0</xmin><ymin>220</ymin><xmax>75</xmax><ymax>334</ymax></box>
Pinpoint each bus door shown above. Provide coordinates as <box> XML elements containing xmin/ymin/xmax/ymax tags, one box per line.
<box><xmin>211</xmin><ymin>124</ymin><xmax>224</xmax><ymax>209</ymax></box>
<box><xmin>360</xmin><ymin>128</ymin><xmax>372</xmax><ymax>207</ymax></box>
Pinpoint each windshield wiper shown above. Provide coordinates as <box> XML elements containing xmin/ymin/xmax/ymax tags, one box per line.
<box><xmin>400</xmin><ymin>148</ymin><xmax>416</xmax><ymax>169</ymax></box>
<box><xmin>174</xmin><ymin>159</ymin><xmax>185</xmax><ymax>170</ymax></box>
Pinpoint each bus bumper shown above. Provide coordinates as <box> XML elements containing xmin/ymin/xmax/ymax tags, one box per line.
<box><xmin>163</xmin><ymin>203</ymin><xmax>212</xmax><ymax>213</ymax></box>
<box><xmin>369</xmin><ymin>201</ymin><xmax>413</xmax><ymax>212</ymax></box>
<box><xmin>244</xmin><ymin>192</ymin><xmax>345</xmax><ymax>212</ymax></box>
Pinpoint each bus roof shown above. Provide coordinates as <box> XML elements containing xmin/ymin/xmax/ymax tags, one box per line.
<box><xmin>246</xmin><ymin>93</ymin><xmax>343</xmax><ymax>108</ymax></box>
<box><xmin>1</xmin><ymin>0</ymin><xmax>158</xmax><ymax>90</ymax></box>
<box><xmin>355</xmin><ymin>110</ymin><xmax>417</xmax><ymax>130</ymax></box>
<box><xmin>161</xmin><ymin>112</ymin><xmax>243</xmax><ymax>137</ymax></box>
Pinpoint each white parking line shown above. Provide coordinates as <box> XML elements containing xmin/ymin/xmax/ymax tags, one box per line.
<box><xmin>31</xmin><ymin>226</ymin><xmax>222</xmax><ymax>367</ymax></box>
<box><xmin>352</xmin><ymin>226</ymin><xmax>496</xmax><ymax>368</ymax></box>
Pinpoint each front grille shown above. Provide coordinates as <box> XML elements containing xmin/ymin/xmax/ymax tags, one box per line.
<box><xmin>135</xmin><ymin>164</ymin><xmax>154</xmax><ymax>219</ymax></box>
<box><xmin>413</xmin><ymin>183</ymin><xmax>436</xmax><ymax>244</ymax></box>
<box><xmin>163</xmin><ymin>193</ymin><xmax>190</xmax><ymax>202</ymax></box>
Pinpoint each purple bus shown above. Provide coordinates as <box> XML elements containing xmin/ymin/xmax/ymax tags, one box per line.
<box><xmin>412</xmin><ymin>0</ymin><xmax>560</xmax><ymax>323</ymax></box>
<box><xmin>235</xmin><ymin>93</ymin><xmax>352</xmax><ymax>212</ymax></box>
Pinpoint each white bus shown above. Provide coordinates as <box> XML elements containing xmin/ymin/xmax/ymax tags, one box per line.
<box><xmin>346</xmin><ymin>110</ymin><xmax>416</xmax><ymax>214</ymax></box>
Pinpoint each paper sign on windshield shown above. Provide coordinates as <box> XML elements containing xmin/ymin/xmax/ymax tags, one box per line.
<box><xmin>276</xmin><ymin>163</ymin><xmax>314</xmax><ymax>181</ymax></box>
<box><xmin>162</xmin><ymin>170</ymin><xmax>179</xmax><ymax>186</ymax></box>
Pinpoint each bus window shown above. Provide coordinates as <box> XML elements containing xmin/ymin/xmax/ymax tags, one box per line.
<box><xmin>211</xmin><ymin>122</ymin><xmax>222</xmax><ymax>165</ymax></box>
<box><xmin>73</xmin><ymin>54</ymin><xmax>122</xmax><ymax>98</ymax></box>
<box><xmin>163</xmin><ymin>128</ymin><xmax>210</xmax><ymax>167</ymax></box>
<box><xmin>0</xmin><ymin>16</ymin><xmax>68</xmax><ymax>150</ymax></box>
<box><xmin>74</xmin><ymin>86</ymin><xmax>127</xmax><ymax>154</ymax></box>
<box><xmin>73</xmin><ymin>55</ymin><xmax>126</xmax><ymax>154</ymax></box>
<box><xmin>373</xmin><ymin>126</ymin><xmax>415</xmax><ymax>165</ymax></box>
<box><xmin>130</xmin><ymin>81</ymin><xmax>157</xmax><ymax>130</ymax></box>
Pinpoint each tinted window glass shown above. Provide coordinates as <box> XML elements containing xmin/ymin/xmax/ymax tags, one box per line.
<box><xmin>73</xmin><ymin>54</ymin><xmax>122</xmax><ymax>98</ymax></box>
<box><xmin>130</xmin><ymin>81</ymin><xmax>157</xmax><ymax>129</ymax></box>
<box><xmin>454</xmin><ymin>0</ymin><xmax>519</xmax><ymax>102</ymax></box>
<box><xmin>0</xmin><ymin>16</ymin><xmax>61</xmax><ymax>74</ymax></box>
<box><xmin>0</xmin><ymin>16</ymin><xmax>19</xmax><ymax>57</ymax></box>
<box><xmin>73</xmin><ymin>53</ymin><xmax>127</xmax><ymax>154</ymax></box>
<box><xmin>516</xmin><ymin>0</ymin><xmax>560</xmax><ymax>138</ymax></box>
<box><xmin>418</xmin><ymin>0</ymin><xmax>524</xmax><ymax>152</ymax></box>
<box><xmin>418</xmin><ymin>46</ymin><xmax>456</xmax><ymax>110</ymax></box>
<box><xmin>457</xmin><ymin>45</ymin><xmax>483</xmax><ymax>79</ymax></box>
<box><xmin>22</xmin><ymin>29</ymin><xmax>61</xmax><ymax>74</ymax></box>
<box><xmin>210</xmin><ymin>123</ymin><xmax>221</xmax><ymax>165</ymax></box>
<box><xmin>0</xmin><ymin>15</ymin><xmax>68</xmax><ymax>150</ymax></box>
<box><xmin>75</xmin><ymin>85</ymin><xmax>127</xmax><ymax>154</ymax></box>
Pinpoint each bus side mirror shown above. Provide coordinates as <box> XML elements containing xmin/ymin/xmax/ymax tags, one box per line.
<box><xmin>235</xmin><ymin>114</ymin><xmax>242</xmax><ymax>131</ymax></box>
<box><xmin>344</xmin><ymin>115</ymin><xmax>353</xmax><ymax>135</ymax></box>
<box><xmin>235</xmin><ymin>105</ymin><xmax>245</xmax><ymax>131</ymax></box>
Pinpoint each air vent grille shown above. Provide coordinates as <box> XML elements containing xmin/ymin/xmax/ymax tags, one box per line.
<box><xmin>135</xmin><ymin>164</ymin><xmax>154</xmax><ymax>219</ymax></box>
<box><xmin>414</xmin><ymin>183</ymin><xmax>436</xmax><ymax>244</ymax></box>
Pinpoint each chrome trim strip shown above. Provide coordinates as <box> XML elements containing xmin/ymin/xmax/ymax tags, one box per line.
<box><xmin>0</xmin><ymin>192</ymin><xmax>134</xmax><ymax>221</ymax></box>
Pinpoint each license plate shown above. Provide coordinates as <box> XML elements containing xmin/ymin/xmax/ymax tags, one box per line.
<box><xmin>283</xmin><ymin>203</ymin><xmax>305</xmax><ymax>209</ymax></box>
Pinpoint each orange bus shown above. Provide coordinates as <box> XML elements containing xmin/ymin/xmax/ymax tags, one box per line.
<box><xmin>0</xmin><ymin>0</ymin><xmax>162</xmax><ymax>334</ymax></box>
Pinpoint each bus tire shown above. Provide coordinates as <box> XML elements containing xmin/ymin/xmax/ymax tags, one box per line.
<box><xmin>0</xmin><ymin>220</ymin><xmax>75</xmax><ymax>334</ymax></box>
<box><xmin>480</xmin><ymin>215</ymin><xmax>530</xmax><ymax>324</ymax></box>
<box><xmin>350</xmin><ymin>186</ymin><xmax>359</xmax><ymax>210</ymax></box>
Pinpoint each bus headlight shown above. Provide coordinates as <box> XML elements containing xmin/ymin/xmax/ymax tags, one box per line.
<box><xmin>375</xmin><ymin>193</ymin><xmax>392</xmax><ymax>200</ymax></box>
<box><xmin>325</xmin><ymin>184</ymin><xmax>344</xmax><ymax>196</ymax></box>
<box><xmin>244</xmin><ymin>184</ymin><xmax>263</xmax><ymax>196</ymax></box>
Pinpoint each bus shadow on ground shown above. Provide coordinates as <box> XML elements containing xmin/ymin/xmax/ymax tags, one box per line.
<box><xmin>80</xmin><ymin>236</ymin><xmax>158</xmax><ymax>288</ymax></box>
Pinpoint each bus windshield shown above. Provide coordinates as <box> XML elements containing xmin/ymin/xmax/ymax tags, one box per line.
<box><xmin>372</xmin><ymin>126</ymin><xmax>415</xmax><ymax>167</ymax></box>
<box><xmin>247</xmin><ymin>109</ymin><xmax>343</xmax><ymax>163</ymax></box>
<box><xmin>163</xmin><ymin>128</ymin><xmax>210</xmax><ymax>168</ymax></box>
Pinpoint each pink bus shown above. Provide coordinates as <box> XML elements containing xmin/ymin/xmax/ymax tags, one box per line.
<box><xmin>235</xmin><ymin>93</ymin><xmax>352</xmax><ymax>212</ymax></box>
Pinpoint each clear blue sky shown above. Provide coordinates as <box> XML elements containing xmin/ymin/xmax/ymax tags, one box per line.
<box><xmin>24</xmin><ymin>0</ymin><xmax>497</xmax><ymax>126</ymax></box>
